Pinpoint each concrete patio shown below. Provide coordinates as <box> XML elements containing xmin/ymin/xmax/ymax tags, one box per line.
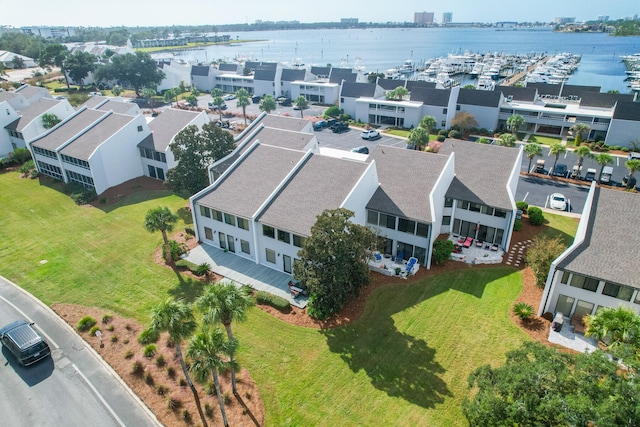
<box><xmin>548</xmin><ymin>323</ymin><xmax>598</xmax><ymax>353</ymax></box>
<box><xmin>448</xmin><ymin>235</ymin><xmax>504</xmax><ymax>265</ymax></box>
<box><xmin>182</xmin><ymin>245</ymin><xmax>308</xmax><ymax>308</ymax></box>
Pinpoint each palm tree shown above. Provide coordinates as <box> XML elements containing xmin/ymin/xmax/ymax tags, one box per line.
<box><xmin>187</xmin><ymin>328</ymin><xmax>237</xmax><ymax>427</ymax></box>
<box><xmin>294</xmin><ymin>96</ymin><xmax>308</xmax><ymax>118</ymax></box>
<box><xmin>549</xmin><ymin>142</ymin><xmax>567</xmax><ymax>174</ymax></box>
<box><xmin>235</xmin><ymin>88</ymin><xmax>250</xmax><ymax>125</ymax></box>
<box><xmin>144</xmin><ymin>207</ymin><xmax>178</xmax><ymax>265</ymax></box>
<box><xmin>585</xmin><ymin>305</ymin><xmax>640</xmax><ymax>350</ymax></box>
<box><xmin>150</xmin><ymin>299</ymin><xmax>208</xmax><ymax>427</ymax></box>
<box><xmin>524</xmin><ymin>142</ymin><xmax>543</xmax><ymax>173</ymax></box>
<box><xmin>571</xmin><ymin>123</ymin><xmax>590</xmax><ymax>145</ymax></box>
<box><xmin>497</xmin><ymin>133</ymin><xmax>517</xmax><ymax>147</ymax></box>
<box><xmin>595</xmin><ymin>153</ymin><xmax>614</xmax><ymax>182</ymax></box>
<box><xmin>211</xmin><ymin>88</ymin><xmax>225</xmax><ymax>122</ymax></box>
<box><xmin>142</xmin><ymin>87</ymin><xmax>156</xmax><ymax>109</ymax></box>
<box><xmin>408</xmin><ymin>127</ymin><xmax>429</xmax><ymax>151</ymax></box>
<box><xmin>573</xmin><ymin>145</ymin><xmax>591</xmax><ymax>179</ymax></box>
<box><xmin>196</xmin><ymin>283</ymin><xmax>253</xmax><ymax>394</ymax></box>
<box><xmin>419</xmin><ymin>116</ymin><xmax>437</xmax><ymax>135</ymax></box>
<box><xmin>625</xmin><ymin>159</ymin><xmax>640</xmax><ymax>189</ymax></box>
<box><xmin>506</xmin><ymin>114</ymin><xmax>525</xmax><ymax>138</ymax></box>
<box><xmin>259</xmin><ymin>95</ymin><xmax>277</xmax><ymax>114</ymax></box>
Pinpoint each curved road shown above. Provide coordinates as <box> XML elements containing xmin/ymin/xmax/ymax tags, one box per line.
<box><xmin>0</xmin><ymin>276</ymin><xmax>160</xmax><ymax>427</ymax></box>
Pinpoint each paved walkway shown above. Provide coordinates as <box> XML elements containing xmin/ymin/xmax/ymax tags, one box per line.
<box><xmin>183</xmin><ymin>245</ymin><xmax>308</xmax><ymax>308</ymax></box>
<box><xmin>548</xmin><ymin>324</ymin><xmax>598</xmax><ymax>353</ymax></box>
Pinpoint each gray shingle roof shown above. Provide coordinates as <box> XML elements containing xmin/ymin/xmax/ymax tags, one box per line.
<box><xmin>526</xmin><ymin>83</ymin><xmax>561</xmax><ymax>96</ymax></box>
<box><xmin>218</xmin><ymin>63</ymin><xmax>239</xmax><ymax>72</ymax></box>
<box><xmin>410</xmin><ymin>88</ymin><xmax>450</xmax><ymax>105</ymax></box>
<box><xmin>144</xmin><ymin>109</ymin><xmax>202</xmax><ymax>151</ymax></box>
<box><xmin>310</xmin><ymin>66</ymin><xmax>331</xmax><ymax>77</ymax></box>
<box><xmin>59</xmin><ymin>112</ymin><xmax>136</xmax><ymax>160</ymax></box>
<box><xmin>281</xmin><ymin>69</ymin><xmax>305</xmax><ymax>82</ymax></box>
<box><xmin>558</xmin><ymin>187</ymin><xmax>640</xmax><ymax>289</ymax></box>
<box><xmin>437</xmin><ymin>140</ymin><xmax>518</xmax><ymax>210</ymax></box>
<box><xmin>499</xmin><ymin>86</ymin><xmax>537</xmax><ymax>102</ymax></box>
<box><xmin>14</xmin><ymin>85</ymin><xmax>48</xmax><ymax>99</ymax></box>
<box><xmin>0</xmin><ymin>91</ymin><xmax>21</xmax><ymax>103</ymax></box>
<box><xmin>329</xmin><ymin>68</ymin><xmax>356</xmax><ymax>84</ymax></box>
<box><xmin>258</xmin><ymin>154</ymin><xmax>368</xmax><ymax>235</ymax></box>
<box><xmin>560</xmin><ymin>84</ymin><xmax>601</xmax><ymax>97</ymax></box>
<box><xmin>341</xmin><ymin>82</ymin><xmax>376</xmax><ymax>98</ymax></box>
<box><xmin>254</xmin><ymin>68</ymin><xmax>276</xmax><ymax>81</ymax></box>
<box><xmin>366</xmin><ymin>146</ymin><xmax>449</xmax><ymax>223</ymax></box>
<box><xmin>580</xmin><ymin>92</ymin><xmax>634</xmax><ymax>108</ymax></box>
<box><xmin>457</xmin><ymin>88</ymin><xmax>502</xmax><ymax>107</ymax></box>
<box><xmin>406</xmin><ymin>80</ymin><xmax>436</xmax><ymax>92</ymax></box>
<box><xmin>95</xmin><ymin>99</ymin><xmax>139</xmax><ymax>115</ymax></box>
<box><xmin>613</xmin><ymin>101</ymin><xmax>640</xmax><ymax>121</ymax></box>
<box><xmin>260</xmin><ymin>114</ymin><xmax>311</xmax><ymax>132</ymax></box>
<box><xmin>377</xmin><ymin>78</ymin><xmax>406</xmax><ymax>90</ymax></box>
<box><xmin>30</xmin><ymin>109</ymin><xmax>107</xmax><ymax>151</ymax></box>
<box><xmin>196</xmin><ymin>144</ymin><xmax>307</xmax><ymax>219</ymax></box>
<box><xmin>79</xmin><ymin>96</ymin><xmax>108</xmax><ymax>109</ymax></box>
<box><xmin>5</xmin><ymin>98</ymin><xmax>61</xmax><ymax>131</ymax></box>
<box><xmin>191</xmin><ymin>65</ymin><xmax>210</xmax><ymax>76</ymax></box>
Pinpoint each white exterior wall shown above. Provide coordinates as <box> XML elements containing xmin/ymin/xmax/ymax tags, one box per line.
<box><xmin>604</xmin><ymin>118</ymin><xmax>640</xmax><ymax>149</ymax></box>
<box><xmin>158</xmin><ymin>62</ymin><xmax>193</xmax><ymax>93</ymax></box>
<box><xmin>403</xmin><ymin>104</ymin><xmax>423</xmax><ymax>128</ymax></box>
<box><xmin>422</xmin><ymin>105</ymin><xmax>449</xmax><ymax>130</ymax></box>
<box><xmin>254</xmin><ymin>79</ymin><xmax>276</xmax><ymax>97</ymax></box>
<box><xmin>0</xmin><ymin>101</ymin><xmax>21</xmax><ymax>158</ymax></box>
<box><xmin>255</xmin><ymin>230</ymin><xmax>300</xmax><ymax>273</ymax></box>
<box><xmin>340</xmin><ymin>96</ymin><xmax>358</xmax><ymax>118</ymax></box>
<box><xmin>458</xmin><ymin>104</ymin><xmax>500</xmax><ymax>132</ymax></box>
<box><xmin>21</xmin><ymin>101</ymin><xmax>75</xmax><ymax>147</ymax></box>
<box><xmin>88</xmin><ymin>116</ymin><xmax>149</xmax><ymax>194</ymax></box>
<box><xmin>341</xmin><ymin>161</ymin><xmax>379</xmax><ymax>225</ymax></box>
<box><xmin>430</xmin><ymin>154</ymin><xmax>456</xmax><ymax>238</ymax></box>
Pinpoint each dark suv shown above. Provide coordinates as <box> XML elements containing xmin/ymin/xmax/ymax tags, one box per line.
<box><xmin>331</xmin><ymin>122</ymin><xmax>349</xmax><ymax>133</ymax></box>
<box><xmin>0</xmin><ymin>320</ymin><xmax>51</xmax><ymax>366</ymax></box>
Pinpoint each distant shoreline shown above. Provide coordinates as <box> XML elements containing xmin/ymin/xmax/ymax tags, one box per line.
<box><xmin>135</xmin><ymin>39</ymin><xmax>266</xmax><ymax>54</ymax></box>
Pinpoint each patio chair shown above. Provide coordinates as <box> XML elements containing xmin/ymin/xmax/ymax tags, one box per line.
<box><xmin>374</xmin><ymin>253</ymin><xmax>382</xmax><ymax>262</ymax></box>
<box><xmin>396</xmin><ymin>251</ymin><xmax>404</xmax><ymax>262</ymax></box>
<box><xmin>406</xmin><ymin>257</ymin><xmax>418</xmax><ymax>273</ymax></box>
<box><xmin>463</xmin><ymin>237</ymin><xmax>473</xmax><ymax>248</ymax></box>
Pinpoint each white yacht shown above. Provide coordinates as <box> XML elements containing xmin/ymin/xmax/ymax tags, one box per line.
<box><xmin>436</xmin><ymin>72</ymin><xmax>453</xmax><ymax>89</ymax></box>
<box><xmin>477</xmin><ymin>74</ymin><xmax>496</xmax><ymax>91</ymax></box>
<box><xmin>399</xmin><ymin>59</ymin><xmax>414</xmax><ymax>74</ymax></box>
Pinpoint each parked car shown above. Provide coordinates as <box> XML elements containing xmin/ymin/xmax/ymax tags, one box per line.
<box><xmin>622</xmin><ymin>174</ymin><xmax>637</xmax><ymax>188</ymax></box>
<box><xmin>313</xmin><ymin>120</ymin><xmax>327</xmax><ymax>130</ymax></box>
<box><xmin>251</xmin><ymin>95</ymin><xmax>262</xmax><ymax>104</ymax></box>
<box><xmin>0</xmin><ymin>320</ymin><xmax>51</xmax><ymax>366</ymax></box>
<box><xmin>331</xmin><ymin>122</ymin><xmax>349</xmax><ymax>133</ymax></box>
<box><xmin>552</xmin><ymin>163</ymin><xmax>568</xmax><ymax>177</ymax></box>
<box><xmin>361</xmin><ymin>129</ymin><xmax>380</xmax><ymax>140</ymax></box>
<box><xmin>600</xmin><ymin>166</ymin><xmax>613</xmax><ymax>184</ymax></box>
<box><xmin>89</xmin><ymin>91</ymin><xmax>102</xmax><ymax>96</ymax></box>
<box><xmin>534</xmin><ymin>159</ymin><xmax>545</xmax><ymax>173</ymax></box>
<box><xmin>549</xmin><ymin>193</ymin><xmax>567</xmax><ymax>211</ymax></box>
<box><xmin>293</xmin><ymin>104</ymin><xmax>308</xmax><ymax>110</ymax></box>
<box><xmin>584</xmin><ymin>168</ymin><xmax>597</xmax><ymax>182</ymax></box>
<box><xmin>223</xmin><ymin>94</ymin><xmax>236</xmax><ymax>101</ymax></box>
<box><xmin>326</xmin><ymin>118</ymin><xmax>339</xmax><ymax>128</ymax></box>
<box><xmin>211</xmin><ymin>103</ymin><xmax>227</xmax><ymax>111</ymax></box>
<box><xmin>277</xmin><ymin>97</ymin><xmax>292</xmax><ymax>106</ymax></box>
<box><xmin>351</xmin><ymin>146</ymin><xmax>370</xmax><ymax>154</ymax></box>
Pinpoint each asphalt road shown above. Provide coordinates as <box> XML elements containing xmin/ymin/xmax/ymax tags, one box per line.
<box><xmin>0</xmin><ymin>277</ymin><xmax>160</xmax><ymax>427</ymax></box>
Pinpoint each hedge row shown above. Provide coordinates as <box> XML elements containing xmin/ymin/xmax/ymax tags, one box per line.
<box><xmin>256</xmin><ymin>291</ymin><xmax>290</xmax><ymax>312</ymax></box>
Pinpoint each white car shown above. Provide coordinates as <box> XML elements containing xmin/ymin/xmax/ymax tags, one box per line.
<box><xmin>549</xmin><ymin>193</ymin><xmax>567</xmax><ymax>211</ymax></box>
<box><xmin>361</xmin><ymin>129</ymin><xmax>380</xmax><ymax>140</ymax></box>
<box><xmin>223</xmin><ymin>94</ymin><xmax>236</xmax><ymax>101</ymax></box>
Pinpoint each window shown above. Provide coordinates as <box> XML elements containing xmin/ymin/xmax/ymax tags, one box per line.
<box><xmin>200</xmin><ymin>206</ymin><xmax>211</xmax><ymax>218</ymax></box>
<box><xmin>265</xmin><ymin>248</ymin><xmax>276</xmax><ymax>264</ymax></box>
<box><xmin>442</xmin><ymin>216</ymin><xmax>451</xmax><ymax>226</ymax></box>
<box><xmin>443</xmin><ymin>108</ymin><xmax>447</xmax><ymax>114</ymax></box>
<box><xmin>635</xmin><ymin>292</ymin><xmax>640</xmax><ymax>305</ymax></box>
<box><xmin>263</xmin><ymin>225</ymin><xmax>275</xmax><ymax>238</ymax></box>
<box><xmin>367</xmin><ymin>210</ymin><xmax>378</xmax><ymax>225</ymax></box>
<box><xmin>569</xmin><ymin>274</ymin><xmax>598</xmax><ymax>292</ymax></box>
<box><xmin>416</xmin><ymin>222</ymin><xmax>429</xmax><ymax>238</ymax></box>
<box><xmin>237</xmin><ymin>217</ymin><xmax>249</xmax><ymax>230</ymax></box>
<box><xmin>560</xmin><ymin>271</ymin><xmax>570</xmax><ymax>284</ymax></box>
<box><xmin>379</xmin><ymin>213</ymin><xmax>396</xmax><ymax>229</ymax></box>
<box><xmin>137</xmin><ymin>125</ymin><xmax>143</xmax><ymax>132</ymax></box>
<box><xmin>212</xmin><ymin>209</ymin><xmax>223</xmax><ymax>222</ymax></box>
<box><xmin>293</xmin><ymin>234</ymin><xmax>306</xmax><ymax>248</ymax></box>
<box><xmin>456</xmin><ymin>105</ymin><xmax>460</xmax><ymax>111</ymax></box>
<box><xmin>240</xmin><ymin>239</ymin><xmax>250</xmax><ymax>254</ymax></box>
<box><xmin>224</xmin><ymin>213</ymin><xmax>236</xmax><ymax>226</ymax></box>
<box><xmin>457</xmin><ymin>200</ymin><xmax>470</xmax><ymax>210</ymax></box>
<box><xmin>444</xmin><ymin>197</ymin><xmax>453</xmax><ymax>208</ymax></box>
<box><xmin>441</xmin><ymin>120</ymin><xmax>446</xmax><ymax>127</ymax></box>
<box><xmin>278</xmin><ymin>230</ymin><xmax>291</xmax><ymax>244</ymax></box>
<box><xmin>397</xmin><ymin>218</ymin><xmax>415</xmax><ymax>234</ymax></box>
<box><xmin>204</xmin><ymin>227</ymin><xmax>213</xmax><ymax>240</ymax></box>
<box><xmin>469</xmin><ymin>203</ymin><xmax>481</xmax><ymax>213</ymax></box>
<box><xmin>481</xmin><ymin>205</ymin><xmax>494</xmax><ymax>216</ymax></box>
<box><xmin>494</xmin><ymin>209</ymin><xmax>507</xmax><ymax>218</ymax></box>
<box><xmin>602</xmin><ymin>282</ymin><xmax>633</xmax><ymax>301</ymax></box>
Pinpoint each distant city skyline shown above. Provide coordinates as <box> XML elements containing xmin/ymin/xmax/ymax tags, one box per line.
<box><xmin>1</xmin><ymin>0</ymin><xmax>636</xmax><ymax>28</ymax></box>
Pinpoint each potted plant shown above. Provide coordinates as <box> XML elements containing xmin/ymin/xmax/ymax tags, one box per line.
<box><xmin>395</xmin><ymin>267</ymin><xmax>402</xmax><ymax>276</ymax></box>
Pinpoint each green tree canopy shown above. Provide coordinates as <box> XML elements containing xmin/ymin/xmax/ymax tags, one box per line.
<box><xmin>506</xmin><ymin>114</ymin><xmax>525</xmax><ymax>137</ymax></box>
<box><xmin>572</xmin><ymin>123</ymin><xmax>591</xmax><ymax>144</ymax></box>
<box><xmin>408</xmin><ymin>126</ymin><xmax>429</xmax><ymax>151</ymax></box>
<box><xmin>65</xmin><ymin>51</ymin><xmax>96</xmax><ymax>89</ymax></box>
<box><xmin>324</xmin><ymin>105</ymin><xmax>341</xmax><ymax>118</ymax></box>
<box><xmin>525</xmin><ymin>235</ymin><xmax>566</xmax><ymax>287</ymax></box>
<box><xmin>94</xmin><ymin>51</ymin><xmax>165</xmax><ymax>97</ymax></box>
<box><xmin>524</xmin><ymin>142</ymin><xmax>543</xmax><ymax>172</ymax></box>
<box><xmin>451</xmin><ymin>112</ymin><xmax>478</xmax><ymax>135</ymax></box>
<box><xmin>585</xmin><ymin>305</ymin><xmax>640</xmax><ymax>362</ymax></box>
<box><xmin>41</xmin><ymin>113</ymin><xmax>61</xmax><ymax>129</ymax></box>
<box><xmin>166</xmin><ymin>122</ymin><xmax>234</xmax><ymax>196</ymax></box>
<box><xmin>625</xmin><ymin>159</ymin><xmax>640</xmax><ymax>188</ymax></box>
<box><xmin>549</xmin><ymin>142</ymin><xmax>567</xmax><ymax>173</ymax></box>
<box><xmin>419</xmin><ymin>115</ymin><xmax>437</xmax><ymax>134</ymax></box>
<box><xmin>293</xmin><ymin>208</ymin><xmax>378</xmax><ymax>320</ymax></box>
<box><xmin>385</xmin><ymin>86</ymin><xmax>408</xmax><ymax>101</ymax></box>
<box><xmin>294</xmin><ymin>95</ymin><xmax>308</xmax><ymax>118</ymax></box>
<box><xmin>259</xmin><ymin>94</ymin><xmax>277</xmax><ymax>114</ymax></box>
<box><xmin>106</xmin><ymin>29</ymin><xmax>129</xmax><ymax>47</ymax></box>
<box><xmin>235</xmin><ymin>88</ymin><xmax>250</xmax><ymax>125</ymax></box>
<box><xmin>463</xmin><ymin>341</ymin><xmax>640</xmax><ymax>427</ymax></box>
<box><xmin>497</xmin><ymin>133</ymin><xmax>517</xmax><ymax>147</ymax></box>
<box><xmin>595</xmin><ymin>153</ymin><xmax>614</xmax><ymax>182</ymax></box>
<box><xmin>143</xmin><ymin>206</ymin><xmax>178</xmax><ymax>264</ymax></box>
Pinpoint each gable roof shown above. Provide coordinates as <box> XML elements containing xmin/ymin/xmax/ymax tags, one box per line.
<box><xmin>139</xmin><ymin>109</ymin><xmax>202</xmax><ymax>151</ymax></box>
<box><xmin>218</xmin><ymin>63</ymin><xmax>239</xmax><ymax>72</ymax></box>
<box><xmin>260</xmin><ymin>114</ymin><xmax>311</xmax><ymax>132</ymax></box>
<box><xmin>254</xmin><ymin>68</ymin><xmax>276</xmax><ymax>81</ymax></box>
<box><xmin>613</xmin><ymin>101</ymin><xmax>640</xmax><ymax>121</ymax></box>
<box><xmin>79</xmin><ymin>96</ymin><xmax>109</xmax><ymax>109</ymax></box>
<box><xmin>310</xmin><ymin>66</ymin><xmax>331</xmax><ymax>77</ymax></box>
<box><xmin>558</xmin><ymin>187</ymin><xmax>640</xmax><ymax>289</ymax></box>
<box><xmin>560</xmin><ymin>84</ymin><xmax>601</xmax><ymax>97</ymax></box>
<box><xmin>0</xmin><ymin>91</ymin><xmax>21</xmax><ymax>103</ymax></box>
<box><xmin>329</xmin><ymin>68</ymin><xmax>356</xmax><ymax>84</ymax></box>
<box><xmin>30</xmin><ymin>108</ymin><xmax>107</xmax><ymax>151</ymax></box>
<box><xmin>281</xmin><ymin>69</ymin><xmax>305</xmax><ymax>82</ymax></box>
<box><xmin>341</xmin><ymin>82</ymin><xmax>376</xmax><ymax>98</ymax></box>
<box><xmin>58</xmin><ymin>112</ymin><xmax>136</xmax><ymax>160</ymax></box>
<box><xmin>406</xmin><ymin>80</ymin><xmax>436</xmax><ymax>92</ymax></box>
<box><xmin>95</xmin><ymin>99</ymin><xmax>139</xmax><ymax>115</ymax></box>
<box><xmin>14</xmin><ymin>85</ymin><xmax>48</xmax><ymax>100</ymax></box>
<box><xmin>367</xmin><ymin>146</ymin><xmax>449</xmax><ymax>223</ymax></box>
<box><xmin>457</xmin><ymin>88</ymin><xmax>502</xmax><ymax>107</ymax></box>
<box><xmin>4</xmin><ymin>98</ymin><xmax>61</xmax><ymax>131</ymax></box>
<box><xmin>438</xmin><ymin>140</ymin><xmax>518</xmax><ymax>210</ymax></box>
<box><xmin>258</xmin><ymin>154</ymin><xmax>368</xmax><ymax>235</ymax></box>
<box><xmin>196</xmin><ymin>144</ymin><xmax>307</xmax><ymax>219</ymax></box>
<box><xmin>410</xmin><ymin>88</ymin><xmax>450</xmax><ymax>105</ymax></box>
<box><xmin>191</xmin><ymin>65</ymin><xmax>210</xmax><ymax>76</ymax></box>
<box><xmin>499</xmin><ymin>86</ymin><xmax>537</xmax><ymax>102</ymax></box>
<box><xmin>580</xmin><ymin>92</ymin><xmax>634</xmax><ymax>108</ymax></box>
<box><xmin>377</xmin><ymin>78</ymin><xmax>406</xmax><ymax>90</ymax></box>
<box><xmin>526</xmin><ymin>83</ymin><xmax>562</xmax><ymax>96</ymax></box>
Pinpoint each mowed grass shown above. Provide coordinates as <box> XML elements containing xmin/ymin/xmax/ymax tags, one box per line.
<box><xmin>527</xmin><ymin>134</ymin><xmax>562</xmax><ymax>146</ymax></box>
<box><xmin>236</xmin><ymin>267</ymin><xmax>527</xmax><ymax>426</ymax></box>
<box><xmin>540</xmin><ymin>211</ymin><xmax>580</xmax><ymax>247</ymax></box>
<box><xmin>0</xmin><ymin>172</ymin><xmax>188</xmax><ymax>320</ymax></box>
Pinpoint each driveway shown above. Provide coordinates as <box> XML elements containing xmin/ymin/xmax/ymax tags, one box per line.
<box><xmin>0</xmin><ymin>276</ymin><xmax>160</xmax><ymax>427</ymax></box>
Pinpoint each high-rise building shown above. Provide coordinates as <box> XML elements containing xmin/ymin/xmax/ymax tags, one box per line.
<box><xmin>553</xmin><ymin>17</ymin><xmax>576</xmax><ymax>24</ymax></box>
<box><xmin>414</xmin><ymin>12</ymin><xmax>434</xmax><ymax>25</ymax></box>
<box><xmin>442</xmin><ymin>12</ymin><xmax>453</xmax><ymax>25</ymax></box>
<box><xmin>597</xmin><ymin>15</ymin><xmax>609</xmax><ymax>22</ymax></box>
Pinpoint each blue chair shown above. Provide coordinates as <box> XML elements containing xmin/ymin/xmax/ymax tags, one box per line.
<box><xmin>396</xmin><ymin>251</ymin><xmax>404</xmax><ymax>262</ymax></box>
<box><xmin>374</xmin><ymin>253</ymin><xmax>382</xmax><ymax>261</ymax></box>
<box><xmin>406</xmin><ymin>257</ymin><xmax>418</xmax><ymax>272</ymax></box>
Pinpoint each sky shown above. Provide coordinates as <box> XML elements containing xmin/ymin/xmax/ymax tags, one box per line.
<box><xmin>1</xmin><ymin>0</ymin><xmax>636</xmax><ymax>28</ymax></box>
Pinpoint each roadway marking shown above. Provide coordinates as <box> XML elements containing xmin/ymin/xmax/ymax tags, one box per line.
<box><xmin>522</xmin><ymin>191</ymin><xmax>529</xmax><ymax>201</ymax></box>
<box><xmin>544</xmin><ymin>194</ymin><xmax>550</xmax><ymax>208</ymax></box>
<box><xmin>0</xmin><ymin>294</ymin><xmax>58</xmax><ymax>349</ymax></box>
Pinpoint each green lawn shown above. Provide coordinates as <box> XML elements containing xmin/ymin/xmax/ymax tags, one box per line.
<box><xmin>527</xmin><ymin>134</ymin><xmax>562</xmax><ymax>146</ymax></box>
<box><xmin>1</xmin><ymin>171</ymin><xmax>575</xmax><ymax>425</ymax></box>
<box><xmin>540</xmin><ymin>211</ymin><xmax>580</xmax><ymax>247</ymax></box>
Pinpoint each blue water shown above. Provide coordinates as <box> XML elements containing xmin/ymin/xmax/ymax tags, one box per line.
<box><xmin>169</xmin><ymin>28</ymin><xmax>640</xmax><ymax>93</ymax></box>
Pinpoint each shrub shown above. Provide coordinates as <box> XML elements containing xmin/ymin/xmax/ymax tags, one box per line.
<box><xmin>106</xmin><ymin>324</ymin><xmax>115</xmax><ymax>332</ymax></box>
<box><xmin>110</xmin><ymin>335</ymin><xmax>118</xmax><ymax>343</ymax></box>
<box><xmin>185</xmin><ymin>227</ymin><xmax>195</xmax><ymax>236</ymax></box>
<box><xmin>513</xmin><ymin>302</ymin><xmax>535</xmax><ymax>321</ymax></box>
<box><xmin>124</xmin><ymin>350</ymin><xmax>134</xmax><ymax>359</ymax></box>
<box><xmin>432</xmin><ymin>239</ymin><xmax>454</xmax><ymax>265</ymax></box>
<box><xmin>324</xmin><ymin>105</ymin><xmax>341</xmax><ymax>118</ymax></box>
<box><xmin>123</xmin><ymin>338</ymin><xmax>129</xmax><ymax>344</ymax></box>
<box><xmin>223</xmin><ymin>391</ymin><xmax>232</xmax><ymax>405</ymax></box>
<box><xmin>448</xmin><ymin>129</ymin><xmax>462</xmax><ymax>139</ymax></box>
<box><xmin>9</xmin><ymin>147</ymin><xmax>32</xmax><ymax>164</ymax></box>
<box><xmin>156</xmin><ymin>385</ymin><xmax>169</xmax><ymax>396</ymax></box>
<box><xmin>167</xmin><ymin>395</ymin><xmax>182</xmax><ymax>411</ymax></box>
<box><xmin>529</xmin><ymin>210</ymin><xmax>544</xmax><ymax>226</ymax></box>
<box><xmin>181</xmin><ymin>409</ymin><xmax>192</xmax><ymax>423</ymax></box>
<box><xmin>131</xmin><ymin>360</ymin><xmax>145</xmax><ymax>377</ymax></box>
<box><xmin>143</xmin><ymin>344</ymin><xmax>157</xmax><ymax>358</ymax></box>
<box><xmin>18</xmin><ymin>160</ymin><xmax>35</xmax><ymax>174</ymax></box>
<box><xmin>76</xmin><ymin>316</ymin><xmax>97</xmax><ymax>332</ymax></box>
<box><xmin>145</xmin><ymin>371</ymin><xmax>154</xmax><ymax>385</ymax></box>
<box><xmin>179</xmin><ymin>378</ymin><xmax>187</xmax><ymax>387</ymax></box>
<box><xmin>438</xmin><ymin>129</ymin><xmax>448</xmax><ymax>136</ymax></box>
<box><xmin>204</xmin><ymin>403</ymin><xmax>214</xmax><ymax>418</ymax></box>
<box><xmin>477</xmin><ymin>137</ymin><xmax>491</xmax><ymax>144</ymax></box>
<box><xmin>29</xmin><ymin>169</ymin><xmax>39</xmax><ymax>179</ymax></box>
<box><xmin>195</xmin><ymin>262</ymin><xmax>211</xmax><ymax>276</ymax></box>
<box><xmin>513</xmin><ymin>219</ymin><xmax>523</xmax><ymax>231</ymax></box>
<box><xmin>527</xmin><ymin>206</ymin><xmax>542</xmax><ymax>216</ymax></box>
<box><xmin>204</xmin><ymin>382</ymin><xmax>216</xmax><ymax>396</ymax></box>
<box><xmin>155</xmin><ymin>354</ymin><xmax>166</xmax><ymax>367</ymax></box>
<box><xmin>101</xmin><ymin>314</ymin><xmax>113</xmax><ymax>324</ymax></box>
<box><xmin>163</xmin><ymin>239</ymin><xmax>188</xmax><ymax>262</ymax></box>
<box><xmin>89</xmin><ymin>325</ymin><xmax>101</xmax><ymax>336</ymax></box>
<box><xmin>256</xmin><ymin>291</ymin><xmax>290</xmax><ymax>312</ymax></box>
<box><xmin>65</xmin><ymin>182</ymin><xmax>96</xmax><ymax>205</ymax></box>
<box><xmin>516</xmin><ymin>201</ymin><xmax>529</xmax><ymax>211</ymax></box>
<box><xmin>437</xmin><ymin>135</ymin><xmax>446</xmax><ymax>142</ymax></box>
<box><xmin>339</xmin><ymin>113</ymin><xmax>351</xmax><ymax>122</ymax></box>
<box><xmin>166</xmin><ymin>366</ymin><xmax>176</xmax><ymax>379</ymax></box>
<box><xmin>622</xmin><ymin>147</ymin><xmax>629</xmax><ymax>152</ymax></box>
<box><xmin>138</xmin><ymin>328</ymin><xmax>160</xmax><ymax>345</ymax></box>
